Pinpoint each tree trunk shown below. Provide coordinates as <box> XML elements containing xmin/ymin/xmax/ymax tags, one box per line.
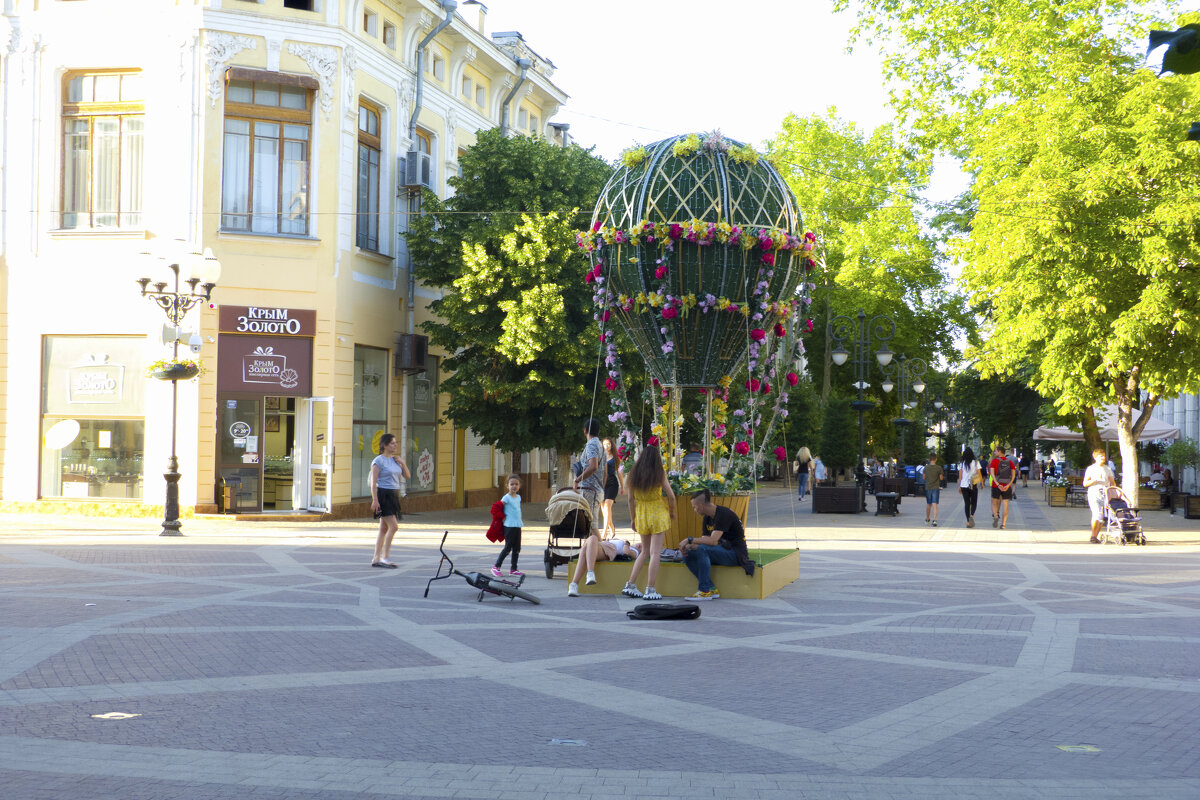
<box><xmin>557</xmin><ymin>451</ymin><xmax>574</xmax><ymax>492</ymax></box>
<box><xmin>510</xmin><ymin>450</ymin><xmax>522</xmax><ymax>477</ymax></box>
<box><xmin>1081</xmin><ymin>406</ymin><xmax>1103</xmax><ymax>454</ymax></box>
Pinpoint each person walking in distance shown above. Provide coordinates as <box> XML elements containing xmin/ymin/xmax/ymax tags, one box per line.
<box><xmin>369</xmin><ymin>433</ymin><xmax>410</xmax><ymax>568</ymax></box>
<box><xmin>795</xmin><ymin>446</ymin><xmax>813</xmax><ymax>501</ymax></box>
<box><xmin>600</xmin><ymin>438</ymin><xmax>621</xmax><ymax>539</ymax></box>
<box><xmin>491</xmin><ymin>474</ymin><xmax>524</xmax><ymax>577</ymax></box>
<box><xmin>957</xmin><ymin>446</ymin><xmax>982</xmax><ymax>528</ymax></box>
<box><xmin>1083</xmin><ymin>448</ymin><xmax>1115</xmax><ymax>543</ymax></box>
<box><xmin>989</xmin><ymin>446</ymin><xmax>1017</xmax><ymax>530</ymax></box>
<box><xmin>621</xmin><ymin>445</ymin><xmax>676</xmax><ymax>601</ymax></box>
<box><xmin>923</xmin><ymin>452</ymin><xmax>943</xmax><ymax>527</ymax></box>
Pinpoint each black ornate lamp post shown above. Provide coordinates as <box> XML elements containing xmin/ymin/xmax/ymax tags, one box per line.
<box><xmin>880</xmin><ymin>354</ymin><xmax>927</xmax><ymax>465</ymax></box>
<box><xmin>137</xmin><ymin>241</ymin><xmax>220</xmax><ymax>536</ymax></box>
<box><xmin>829</xmin><ymin>310</ymin><xmax>895</xmax><ymax>508</ymax></box>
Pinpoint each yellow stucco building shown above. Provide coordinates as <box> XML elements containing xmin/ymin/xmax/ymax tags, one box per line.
<box><xmin>0</xmin><ymin>0</ymin><xmax>569</xmax><ymax>517</ymax></box>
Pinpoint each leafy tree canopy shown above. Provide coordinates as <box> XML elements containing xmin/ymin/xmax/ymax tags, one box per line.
<box><xmin>406</xmin><ymin>130</ymin><xmax>613</xmax><ymax>458</ymax></box>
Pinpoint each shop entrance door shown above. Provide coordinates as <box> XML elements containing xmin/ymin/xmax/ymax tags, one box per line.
<box><xmin>218</xmin><ymin>396</ymin><xmax>262</xmax><ymax>512</ymax></box>
<box><xmin>299</xmin><ymin>396</ymin><xmax>333</xmax><ymax>512</ymax></box>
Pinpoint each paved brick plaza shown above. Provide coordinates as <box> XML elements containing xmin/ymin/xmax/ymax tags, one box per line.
<box><xmin>2</xmin><ymin>485</ymin><xmax>1200</xmax><ymax>799</ymax></box>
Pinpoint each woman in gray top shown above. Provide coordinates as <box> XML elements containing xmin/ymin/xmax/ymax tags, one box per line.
<box><xmin>370</xmin><ymin>433</ymin><xmax>410</xmax><ymax>567</ymax></box>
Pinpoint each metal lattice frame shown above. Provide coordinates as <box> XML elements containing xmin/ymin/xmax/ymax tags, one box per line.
<box><xmin>590</xmin><ymin>135</ymin><xmax>805</xmax><ymax>388</ymax></box>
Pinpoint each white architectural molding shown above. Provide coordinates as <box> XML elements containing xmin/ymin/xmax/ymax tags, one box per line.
<box><xmin>287</xmin><ymin>42</ymin><xmax>338</xmax><ymax>119</ymax></box>
<box><xmin>205</xmin><ymin>32</ymin><xmax>257</xmax><ymax>107</ymax></box>
<box><xmin>266</xmin><ymin>34</ymin><xmax>283</xmax><ymax>71</ymax></box>
<box><xmin>341</xmin><ymin>44</ymin><xmax>357</xmax><ymax>120</ymax></box>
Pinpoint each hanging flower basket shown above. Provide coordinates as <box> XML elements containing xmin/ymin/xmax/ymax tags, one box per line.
<box><xmin>147</xmin><ymin>359</ymin><xmax>202</xmax><ymax>381</ymax></box>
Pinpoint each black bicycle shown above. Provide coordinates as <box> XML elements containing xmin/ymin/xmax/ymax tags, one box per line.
<box><xmin>424</xmin><ymin>530</ymin><xmax>541</xmax><ymax>604</ymax></box>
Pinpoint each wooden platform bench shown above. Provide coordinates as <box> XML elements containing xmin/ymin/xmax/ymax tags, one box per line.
<box><xmin>567</xmin><ymin>549</ymin><xmax>799</xmax><ymax>599</ymax></box>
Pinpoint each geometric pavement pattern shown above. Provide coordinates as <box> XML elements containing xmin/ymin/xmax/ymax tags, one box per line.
<box><xmin>3</xmin><ymin>527</ymin><xmax>1200</xmax><ymax>799</ymax></box>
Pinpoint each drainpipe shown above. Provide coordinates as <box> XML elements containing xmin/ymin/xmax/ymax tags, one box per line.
<box><xmin>499</xmin><ymin>57</ymin><xmax>531</xmax><ymax>136</ymax></box>
<box><xmin>402</xmin><ymin>0</ymin><xmax>455</xmax><ymax>485</ymax></box>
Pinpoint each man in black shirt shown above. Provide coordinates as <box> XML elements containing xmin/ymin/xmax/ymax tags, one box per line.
<box><xmin>680</xmin><ymin>489</ymin><xmax>754</xmax><ymax>600</ymax></box>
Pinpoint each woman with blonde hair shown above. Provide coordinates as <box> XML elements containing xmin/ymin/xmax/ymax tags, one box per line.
<box><xmin>795</xmin><ymin>446</ymin><xmax>813</xmax><ymax>501</ymax></box>
<box><xmin>1082</xmin><ymin>447</ymin><xmax>1115</xmax><ymax>543</ymax></box>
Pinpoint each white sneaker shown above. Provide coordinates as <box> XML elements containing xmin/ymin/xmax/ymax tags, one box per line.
<box><xmin>621</xmin><ymin>582</ymin><xmax>643</xmax><ymax>598</ymax></box>
<box><xmin>567</xmin><ymin>582</ymin><xmax>579</xmax><ymax>597</ymax></box>
<box><xmin>585</xmin><ymin>570</ymin><xmax>596</xmax><ymax>585</ymax></box>
<box><xmin>643</xmin><ymin>587</ymin><xmax>662</xmax><ymax>601</ymax></box>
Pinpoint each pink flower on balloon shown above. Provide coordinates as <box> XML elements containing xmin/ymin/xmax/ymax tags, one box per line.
<box><xmin>655</xmin><ymin>265</ymin><xmax>668</xmax><ymax>279</ymax></box>
<box><xmin>774</xmin><ymin>446</ymin><xmax>787</xmax><ymax>462</ymax></box>
<box><xmin>647</xmin><ymin>435</ymin><xmax>660</xmax><ymax>447</ymax></box>
<box><xmin>661</xmin><ymin>307</ymin><xmax>678</xmax><ymax>319</ymax></box>
<box><xmin>734</xmin><ymin>441</ymin><xmax>750</xmax><ymax>456</ymax></box>
<box><xmin>604</xmin><ymin>377</ymin><xmax>618</xmax><ymax>391</ymax></box>
<box><xmin>786</xmin><ymin>371</ymin><xmax>799</xmax><ymax>387</ymax></box>
<box><xmin>774</xmin><ymin>323</ymin><xmax>786</xmax><ymax>337</ymax></box>
<box><xmin>750</xmin><ymin>328</ymin><xmax>766</xmax><ymax>342</ymax></box>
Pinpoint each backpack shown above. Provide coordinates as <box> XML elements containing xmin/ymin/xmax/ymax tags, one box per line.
<box><xmin>626</xmin><ymin>603</ymin><xmax>702</xmax><ymax>620</ymax></box>
<box><xmin>995</xmin><ymin>457</ymin><xmax>1014</xmax><ymax>484</ymax></box>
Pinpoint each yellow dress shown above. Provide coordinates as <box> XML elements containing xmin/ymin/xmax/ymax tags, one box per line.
<box><xmin>632</xmin><ymin>485</ymin><xmax>671</xmax><ymax>536</ymax></box>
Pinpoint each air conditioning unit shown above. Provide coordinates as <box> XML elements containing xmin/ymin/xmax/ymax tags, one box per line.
<box><xmin>394</xmin><ymin>333</ymin><xmax>428</xmax><ymax>376</ymax></box>
<box><xmin>400</xmin><ymin>150</ymin><xmax>433</xmax><ymax>190</ymax></box>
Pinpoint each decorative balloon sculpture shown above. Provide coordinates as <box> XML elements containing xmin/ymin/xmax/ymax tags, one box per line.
<box><xmin>578</xmin><ymin>132</ymin><xmax>816</xmax><ymax>484</ymax></box>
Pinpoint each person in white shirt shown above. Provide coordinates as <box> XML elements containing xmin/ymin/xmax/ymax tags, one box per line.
<box><xmin>957</xmin><ymin>447</ymin><xmax>983</xmax><ymax>528</ymax></box>
<box><xmin>1083</xmin><ymin>448</ymin><xmax>1116</xmax><ymax>544</ymax></box>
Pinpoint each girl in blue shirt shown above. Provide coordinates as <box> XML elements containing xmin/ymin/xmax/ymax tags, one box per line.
<box><xmin>492</xmin><ymin>474</ymin><xmax>524</xmax><ymax>577</ymax></box>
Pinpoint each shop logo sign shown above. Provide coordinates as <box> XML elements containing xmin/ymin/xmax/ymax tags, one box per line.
<box><xmin>68</xmin><ymin>354</ymin><xmax>123</xmax><ymax>403</ymax></box>
<box><xmin>235</xmin><ymin>307</ymin><xmax>304</xmax><ymax>335</ymax></box>
<box><xmin>243</xmin><ymin>346</ymin><xmax>299</xmax><ymax>389</ymax></box>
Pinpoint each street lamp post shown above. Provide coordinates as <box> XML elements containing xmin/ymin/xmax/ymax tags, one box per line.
<box><xmin>880</xmin><ymin>354</ymin><xmax>926</xmax><ymax>466</ymax></box>
<box><xmin>137</xmin><ymin>242</ymin><xmax>220</xmax><ymax>536</ymax></box>
<box><xmin>932</xmin><ymin>396</ymin><xmax>947</xmax><ymax>461</ymax></box>
<box><xmin>829</xmin><ymin>309</ymin><xmax>895</xmax><ymax>509</ymax></box>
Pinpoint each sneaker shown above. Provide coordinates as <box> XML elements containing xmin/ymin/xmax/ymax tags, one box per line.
<box><xmin>1000</xmin><ymin>523</ymin><xmax>1006</xmax><ymax>530</ymax></box>
<box><xmin>967</xmin><ymin>518</ymin><xmax>974</xmax><ymax>528</ymax></box>
<box><xmin>932</xmin><ymin>520</ymin><xmax>938</xmax><ymax>527</ymax></box>
<box><xmin>621</xmin><ymin>582</ymin><xmax>643</xmax><ymax>598</ymax></box>
<box><xmin>686</xmin><ymin>589</ymin><xmax>719</xmax><ymax>601</ymax></box>
<box><xmin>508</xmin><ymin>569</ymin><xmax>524</xmax><ymax>577</ymax></box>
<box><xmin>585</xmin><ymin>570</ymin><xmax>596</xmax><ymax>585</ymax></box>
<box><xmin>924</xmin><ymin>519</ymin><xmax>930</xmax><ymax>526</ymax></box>
<box><xmin>992</xmin><ymin>516</ymin><xmax>999</xmax><ymax>528</ymax></box>
<box><xmin>567</xmin><ymin>582</ymin><xmax>579</xmax><ymax>597</ymax></box>
<box><xmin>643</xmin><ymin>587</ymin><xmax>662</xmax><ymax>601</ymax></box>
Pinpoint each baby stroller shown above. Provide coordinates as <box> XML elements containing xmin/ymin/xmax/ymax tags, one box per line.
<box><xmin>1100</xmin><ymin>486</ymin><xmax>1146</xmax><ymax>545</ymax></box>
<box><xmin>543</xmin><ymin>487</ymin><xmax>592</xmax><ymax>579</ymax></box>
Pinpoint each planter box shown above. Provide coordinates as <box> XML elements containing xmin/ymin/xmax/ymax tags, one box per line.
<box><xmin>575</xmin><ymin>548</ymin><xmax>799</xmax><ymax>599</ymax></box>
<box><xmin>1137</xmin><ymin>487</ymin><xmax>1164</xmax><ymax>511</ymax></box>
<box><xmin>1187</xmin><ymin>495</ymin><xmax>1200</xmax><ymax>520</ymax></box>
<box><xmin>813</xmin><ymin>484</ymin><xmax>863</xmax><ymax>513</ymax></box>
<box><xmin>1171</xmin><ymin>492</ymin><xmax>1190</xmax><ymax>515</ymax></box>
<box><xmin>1047</xmin><ymin>486</ymin><xmax>1067</xmax><ymax>507</ymax></box>
<box><xmin>665</xmin><ymin>493</ymin><xmax>748</xmax><ymax>550</ymax></box>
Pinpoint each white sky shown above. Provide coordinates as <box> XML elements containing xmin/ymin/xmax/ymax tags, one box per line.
<box><xmin>480</xmin><ymin>0</ymin><xmax>896</xmax><ymax>161</ymax></box>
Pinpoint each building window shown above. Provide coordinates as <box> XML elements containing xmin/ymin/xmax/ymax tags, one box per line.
<box><xmin>221</xmin><ymin>79</ymin><xmax>311</xmax><ymax>235</ymax></box>
<box><xmin>283</xmin><ymin>0</ymin><xmax>315</xmax><ymax>10</ymax></box>
<box><xmin>456</xmin><ymin>147</ymin><xmax>466</xmax><ymax>179</ymax></box>
<box><xmin>518</xmin><ymin>108</ymin><xmax>527</xmax><ymax>129</ymax></box>
<box><xmin>407</xmin><ymin>357</ymin><xmax>439</xmax><ymax>494</ymax></box>
<box><xmin>383</xmin><ymin>22</ymin><xmax>396</xmax><ymax>49</ymax></box>
<box><xmin>363</xmin><ymin>9</ymin><xmax>377</xmax><ymax>36</ymax></box>
<box><xmin>425</xmin><ymin>52</ymin><xmax>444</xmax><ymax>81</ymax></box>
<box><xmin>461</xmin><ymin>76</ymin><xmax>472</xmax><ymax>98</ymax></box>
<box><xmin>40</xmin><ymin>336</ymin><xmax>146</xmax><ymax>500</ymax></box>
<box><xmin>529</xmin><ymin>115</ymin><xmax>539</xmax><ymax>134</ymax></box>
<box><xmin>352</xmin><ymin>345</ymin><xmax>389</xmax><ymax>499</ymax></box>
<box><xmin>61</xmin><ymin>70</ymin><xmax>144</xmax><ymax>229</ymax></box>
<box><xmin>475</xmin><ymin>85</ymin><xmax>486</xmax><ymax>107</ymax></box>
<box><xmin>357</xmin><ymin>102</ymin><xmax>381</xmax><ymax>251</ymax></box>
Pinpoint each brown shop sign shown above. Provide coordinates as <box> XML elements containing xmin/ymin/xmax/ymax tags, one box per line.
<box><xmin>218</xmin><ymin>306</ymin><xmax>316</xmax><ymax>337</ymax></box>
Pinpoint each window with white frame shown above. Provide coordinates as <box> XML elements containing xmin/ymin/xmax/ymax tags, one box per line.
<box><xmin>475</xmin><ymin>84</ymin><xmax>486</xmax><ymax>109</ymax></box>
<box><xmin>221</xmin><ymin>78</ymin><xmax>311</xmax><ymax>236</ymax></box>
<box><xmin>363</xmin><ymin>9</ymin><xmax>378</xmax><ymax>36</ymax></box>
<box><xmin>357</xmin><ymin>102</ymin><xmax>381</xmax><ymax>251</ymax></box>
<box><xmin>383</xmin><ymin>22</ymin><xmax>396</xmax><ymax>49</ymax></box>
<box><xmin>425</xmin><ymin>53</ymin><xmax>445</xmax><ymax>81</ymax></box>
<box><xmin>61</xmin><ymin>70</ymin><xmax>143</xmax><ymax>229</ymax></box>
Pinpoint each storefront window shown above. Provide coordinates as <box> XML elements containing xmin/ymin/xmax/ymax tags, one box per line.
<box><xmin>40</xmin><ymin>336</ymin><xmax>145</xmax><ymax>499</ymax></box>
<box><xmin>352</xmin><ymin>345</ymin><xmax>388</xmax><ymax>498</ymax></box>
<box><xmin>407</xmin><ymin>356</ymin><xmax>438</xmax><ymax>494</ymax></box>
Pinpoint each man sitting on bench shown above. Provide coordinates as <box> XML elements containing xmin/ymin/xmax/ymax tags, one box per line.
<box><xmin>679</xmin><ymin>489</ymin><xmax>755</xmax><ymax>601</ymax></box>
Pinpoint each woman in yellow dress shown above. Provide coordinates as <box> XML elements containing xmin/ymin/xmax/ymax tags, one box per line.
<box><xmin>622</xmin><ymin>445</ymin><xmax>676</xmax><ymax>600</ymax></box>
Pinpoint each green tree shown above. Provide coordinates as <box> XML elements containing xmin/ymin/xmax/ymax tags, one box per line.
<box><xmin>820</xmin><ymin>395</ymin><xmax>858</xmax><ymax>477</ymax></box>
<box><xmin>840</xmin><ymin>1</ymin><xmax>1200</xmax><ymax>497</ymax></box>
<box><xmin>406</xmin><ymin>130</ymin><xmax>612</xmax><ymax>467</ymax></box>
<box><xmin>766</xmin><ymin>112</ymin><xmax>972</xmax><ymax>451</ymax></box>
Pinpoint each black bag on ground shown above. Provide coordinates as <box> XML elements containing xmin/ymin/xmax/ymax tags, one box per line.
<box><xmin>626</xmin><ymin>603</ymin><xmax>701</xmax><ymax>620</ymax></box>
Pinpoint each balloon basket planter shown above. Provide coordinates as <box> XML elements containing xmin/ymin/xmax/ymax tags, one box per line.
<box><xmin>573</xmin><ymin>547</ymin><xmax>799</xmax><ymax>600</ymax></box>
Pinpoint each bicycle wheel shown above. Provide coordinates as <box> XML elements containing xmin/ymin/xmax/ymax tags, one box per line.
<box><xmin>488</xmin><ymin>582</ymin><xmax>541</xmax><ymax>605</ymax></box>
